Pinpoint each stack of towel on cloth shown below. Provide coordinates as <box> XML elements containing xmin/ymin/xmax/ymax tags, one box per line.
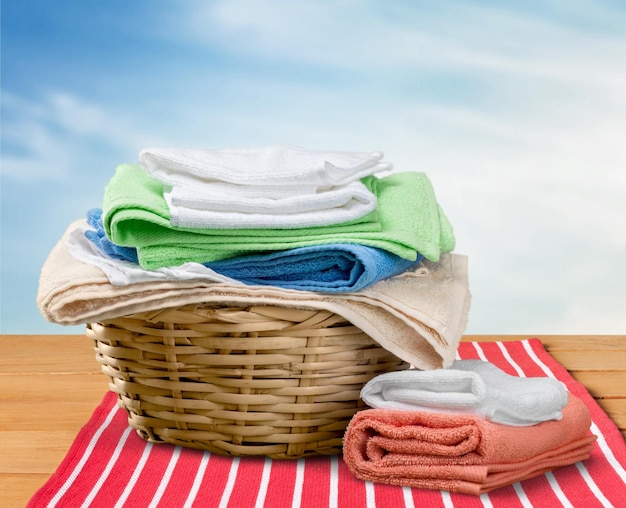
<box><xmin>343</xmin><ymin>360</ymin><xmax>597</xmax><ymax>495</ymax></box>
<box><xmin>37</xmin><ymin>145</ymin><xmax>470</xmax><ymax>370</ymax></box>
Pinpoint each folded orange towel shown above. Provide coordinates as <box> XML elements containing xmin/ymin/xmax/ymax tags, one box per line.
<box><xmin>342</xmin><ymin>394</ymin><xmax>596</xmax><ymax>495</ymax></box>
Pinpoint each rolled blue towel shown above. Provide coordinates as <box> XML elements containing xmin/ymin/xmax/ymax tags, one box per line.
<box><xmin>205</xmin><ymin>243</ymin><xmax>424</xmax><ymax>292</ymax></box>
<box><xmin>84</xmin><ymin>208</ymin><xmax>139</xmax><ymax>263</ymax></box>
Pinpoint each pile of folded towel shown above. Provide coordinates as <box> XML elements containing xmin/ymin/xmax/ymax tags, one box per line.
<box><xmin>37</xmin><ymin>145</ymin><xmax>471</xmax><ymax>370</ymax></box>
<box><xmin>343</xmin><ymin>360</ymin><xmax>597</xmax><ymax>495</ymax></box>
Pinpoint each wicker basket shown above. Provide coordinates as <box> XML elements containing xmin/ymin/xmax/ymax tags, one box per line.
<box><xmin>86</xmin><ymin>304</ymin><xmax>408</xmax><ymax>459</ymax></box>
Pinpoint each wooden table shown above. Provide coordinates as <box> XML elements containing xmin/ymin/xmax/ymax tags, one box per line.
<box><xmin>1</xmin><ymin>334</ymin><xmax>625</xmax><ymax>507</ymax></box>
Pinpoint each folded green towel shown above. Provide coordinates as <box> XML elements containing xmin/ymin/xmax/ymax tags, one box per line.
<box><xmin>103</xmin><ymin>164</ymin><xmax>455</xmax><ymax>269</ymax></box>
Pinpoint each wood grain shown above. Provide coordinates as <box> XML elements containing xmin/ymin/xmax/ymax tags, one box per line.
<box><xmin>1</xmin><ymin>334</ymin><xmax>624</xmax><ymax>508</ymax></box>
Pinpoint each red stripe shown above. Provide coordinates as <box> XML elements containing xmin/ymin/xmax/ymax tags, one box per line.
<box><xmin>468</xmin><ymin>341</ymin><xmax>517</xmax><ymax>374</ymax></box>
<box><xmin>481</xmin><ymin>484</ymin><xmax>526</xmax><ymax>508</ymax></box>
<box><xmin>300</xmin><ymin>457</ymin><xmax>331</xmax><ymax>507</ymax></box>
<box><xmin>53</xmin><ymin>397</ymin><xmax>128</xmax><ymax>506</ymax></box>
<box><xmin>155</xmin><ymin>447</ymin><xmax>206</xmax><ymax>507</ymax></box>
<box><xmin>371</xmin><ymin>483</ymin><xmax>410</xmax><ymax>508</ymax></box>
<box><xmin>456</xmin><ymin>341</ymin><xmax>481</xmax><ymax>361</ymax></box>
<box><xmin>187</xmin><ymin>453</ymin><xmax>240</xmax><ymax>507</ymax></box>
<box><xmin>225</xmin><ymin>456</ymin><xmax>267</xmax><ymax>507</ymax></box>
<box><xmin>551</xmin><ymin>462</ymin><xmax>603</xmax><ymax>506</ymax></box>
<box><xmin>87</xmin><ymin>430</ymin><xmax>148</xmax><ymax>507</ymax></box>
<box><xmin>336</xmin><ymin>458</ymin><xmax>367</xmax><ymax>507</ymax></box>
<box><xmin>118</xmin><ymin>441</ymin><xmax>178</xmax><ymax>506</ymax></box>
<box><xmin>263</xmin><ymin>458</ymin><xmax>299</xmax><ymax>508</ymax></box>
<box><xmin>410</xmin><ymin>489</ymin><xmax>452</xmax><ymax>508</ymax></box>
<box><xmin>498</xmin><ymin>340</ymin><xmax>549</xmax><ymax>377</ymax></box>
<box><xmin>407</xmin><ymin>489</ymin><xmax>447</xmax><ymax>508</ymax></box>
<box><xmin>510</xmin><ymin>474</ymin><xmax>570</xmax><ymax>508</ymax></box>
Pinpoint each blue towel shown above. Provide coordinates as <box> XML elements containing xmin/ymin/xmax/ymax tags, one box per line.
<box><xmin>84</xmin><ymin>209</ymin><xmax>139</xmax><ymax>263</ymax></box>
<box><xmin>84</xmin><ymin>209</ymin><xmax>423</xmax><ymax>292</ymax></box>
<box><xmin>205</xmin><ymin>243</ymin><xmax>424</xmax><ymax>292</ymax></box>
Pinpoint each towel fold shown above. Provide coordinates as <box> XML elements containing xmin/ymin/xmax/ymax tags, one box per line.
<box><xmin>343</xmin><ymin>395</ymin><xmax>596</xmax><ymax>495</ymax></box>
<box><xmin>205</xmin><ymin>244</ymin><xmax>424</xmax><ymax>292</ymax></box>
<box><xmin>74</xmin><ymin>217</ymin><xmax>424</xmax><ymax>292</ymax></box>
<box><xmin>164</xmin><ymin>179</ymin><xmax>378</xmax><ymax>228</ymax></box>
<box><xmin>102</xmin><ymin>164</ymin><xmax>455</xmax><ymax>269</ymax></box>
<box><xmin>360</xmin><ymin>360</ymin><xmax>569</xmax><ymax>426</ymax></box>
<box><xmin>83</xmin><ymin>209</ymin><xmax>138</xmax><ymax>263</ymax></box>
<box><xmin>37</xmin><ymin>220</ymin><xmax>471</xmax><ymax>370</ymax></box>
<box><xmin>139</xmin><ymin>145</ymin><xmax>391</xmax><ymax>188</ymax></box>
<box><xmin>70</xmin><ymin>220</ymin><xmax>236</xmax><ymax>286</ymax></box>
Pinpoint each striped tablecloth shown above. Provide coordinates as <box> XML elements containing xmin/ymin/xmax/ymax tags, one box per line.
<box><xmin>28</xmin><ymin>339</ymin><xmax>626</xmax><ymax>507</ymax></box>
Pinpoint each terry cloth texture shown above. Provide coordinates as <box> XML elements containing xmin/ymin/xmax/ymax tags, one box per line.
<box><xmin>26</xmin><ymin>340</ymin><xmax>626</xmax><ymax>507</ymax></box>
<box><xmin>75</xmin><ymin>217</ymin><xmax>424</xmax><ymax>292</ymax></box>
<box><xmin>360</xmin><ymin>359</ymin><xmax>569</xmax><ymax>426</ymax></box>
<box><xmin>102</xmin><ymin>164</ymin><xmax>455</xmax><ymax>269</ymax></box>
<box><xmin>204</xmin><ymin>244</ymin><xmax>424</xmax><ymax>292</ymax></box>
<box><xmin>163</xmin><ymin>179</ymin><xmax>378</xmax><ymax>228</ymax></box>
<box><xmin>139</xmin><ymin>145</ymin><xmax>391</xmax><ymax>187</ymax></box>
<box><xmin>342</xmin><ymin>395</ymin><xmax>596</xmax><ymax>495</ymax></box>
<box><xmin>37</xmin><ymin>220</ymin><xmax>470</xmax><ymax>370</ymax></box>
<box><xmin>83</xmin><ymin>208</ymin><xmax>138</xmax><ymax>263</ymax></box>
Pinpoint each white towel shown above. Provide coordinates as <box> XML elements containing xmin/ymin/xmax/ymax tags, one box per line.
<box><xmin>164</xmin><ymin>180</ymin><xmax>377</xmax><ymax>228</ymax></box>
<box><xmin>360</xmin><ymin>360</ymin><xmax>569</xmax><ymax>426</ymax></box>
<box><xmin>167</xmin><ymin>180</ymin><xmax>375</xmax><ymax>214</ymax></box>
<box><xmin>138</xmin><ymin>145</ymin><xmax>391</xmax><ymax>188</ymax></box>
<box><xmin>169</xmin><ymin>180</ymin><xmax>319</xmax><ymax>199</ymax></box>
<box><xmin>139</xmin><ymin>145</ymin><xmax>388</xmax><ymax>229</ymax></box>
<box><xmin>66</xmin><ymin>221</ymin><xmax>238</xmax><ymax>286</ymax></box>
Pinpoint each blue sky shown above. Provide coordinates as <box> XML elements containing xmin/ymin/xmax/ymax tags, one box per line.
<box><xmin>2</xmin><ymin>0</ymin><xmax>625</xmax><ymax>335</ymax></box>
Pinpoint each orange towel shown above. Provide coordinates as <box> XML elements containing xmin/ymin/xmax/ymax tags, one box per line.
<box><xmin>342</xmin><ymin>394</ymin><xmax>596</xmax><ymax>495</ymax></box>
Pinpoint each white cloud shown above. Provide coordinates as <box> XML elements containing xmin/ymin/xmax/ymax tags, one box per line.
<box><xmin>1</xmin><ymin>91</ymin><xmax>166</xmax><ymax>182</ymax></box>
<box><xmin>177</xmin><ymin>0</ymin><xmax>626</xmax><ymax>96</ymax></box>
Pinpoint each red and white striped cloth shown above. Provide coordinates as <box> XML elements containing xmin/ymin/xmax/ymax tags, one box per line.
<box><xmin>28</xmin><ymin>339</ymin><xmax>626</xmax><ymax>507</ymax></box>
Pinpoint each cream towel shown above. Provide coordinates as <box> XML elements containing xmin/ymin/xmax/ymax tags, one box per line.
<box><xmin>37</xmin><ymin>220</ymin><xmax>471</xmax><ymax>370</ymax></box>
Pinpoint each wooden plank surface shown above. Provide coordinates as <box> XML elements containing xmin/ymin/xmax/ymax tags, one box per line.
<box><xmin>1</xmin><ymin>335</ymin><xmax>109</xmax><ymax>508</ymax></box>
<box><xmin>1</xmin><ymin>334</ymin><xmax>625</xmax><ymax>508</ymax></box>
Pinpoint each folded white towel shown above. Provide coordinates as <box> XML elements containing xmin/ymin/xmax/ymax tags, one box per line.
<box><xmin>169</xmin><ymin>180</ymin><xmax>319</xmax><ymax>199</ymax></box>
<box><xmin>360</xmin><ymin>359</ymin><xmax>569</xmax><ymax>426</ymax></box>
<box><xmin>167</xmin><ymin>180</ymin><xmax>374</xmax><ymax>214</ymax></box>
<box><xmin>139</xmin><ymin>145</ymin><xmax>391</xmax><ymax>189</ymax></box>
<box><xmin>165</xmin><ymin>180</ymin><xmax>377</xmax><ymax>228</ymax></box>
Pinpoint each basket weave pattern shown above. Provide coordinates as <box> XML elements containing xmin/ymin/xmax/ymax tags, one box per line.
<box><xmin>87</xmin><ymin>304</ymin><xmax>408</xmax><ymax>459</ymax></box>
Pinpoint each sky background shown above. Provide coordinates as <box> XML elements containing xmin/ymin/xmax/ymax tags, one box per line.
<box><xmin>1</xmin><ymin>0</ymin><xmax>625</xmax><ymax>336</ymax></box>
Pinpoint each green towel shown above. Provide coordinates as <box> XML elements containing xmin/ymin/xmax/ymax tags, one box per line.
<box><xmin>103</xmin><ymin>164</ymin><xmax>455</xmax><ymax>269</ymax></box>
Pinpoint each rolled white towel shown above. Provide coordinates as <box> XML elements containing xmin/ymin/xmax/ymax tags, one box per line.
<box><xmin>360</xmin><ymin>359</ymin><xmax>570</xmax><ymax>426</ymax></box>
